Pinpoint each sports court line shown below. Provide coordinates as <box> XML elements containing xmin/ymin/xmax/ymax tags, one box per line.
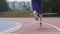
<box><xmin>0</xmin><ymin>22</ymin><xmax>22</xmax><ymax>34</ymax></box>
<box><xmin>26</xmin><ymin>21</ymin><xmax>60</xmax><ymax>31</ymax></box>
<box><xmin>44</xmin><ymin>23</ymin><xmax>60</xmax><ymax>31</ymax></box>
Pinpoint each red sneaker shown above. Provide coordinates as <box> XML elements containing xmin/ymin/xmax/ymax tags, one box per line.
<box><xmin>40</xmin><ymin>23</ymin><xmax>42</xmax><ymax>27</ymax></box>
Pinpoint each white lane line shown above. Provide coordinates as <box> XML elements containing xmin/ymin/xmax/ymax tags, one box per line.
<box><xmin>0</xmin><ymin>22</ymin><xmax>22</xmax><ymax>34</ymax></box>
<box><xmin>44</xmin><ymin>23</ymin><xmax>60</xmax><ymax>31</ymax></box>
<box><xmin>26</xmin><ymin>21</ymin><xmax>60</xmax><ymax>31</ymax></box>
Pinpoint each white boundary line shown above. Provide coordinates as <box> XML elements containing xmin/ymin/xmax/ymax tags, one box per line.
<box><xmin>44</xmin><ymin>23</ymin><xmax>60</xmax><ymax>31</ymax></box>
<box><xmin>26</xmin><ymin>21</ymin><xmax>60</xmax><ymax>31</ymax></box>
<box><xmin>0</xmin><ymin>22</ymin><xmax>22</xmax><ymax>34</ymax></box>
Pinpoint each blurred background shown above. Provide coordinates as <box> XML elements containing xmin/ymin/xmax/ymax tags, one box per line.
<box><xmin>0</xmin><ymin>0</ymin><xmax>60</xmax><ymax>17</ymax></box>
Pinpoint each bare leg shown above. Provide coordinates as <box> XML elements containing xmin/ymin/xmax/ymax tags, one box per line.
<box><xmin>39</xmin><ymin>14</ymin><xmax>43</xmax><ymax>26</ymax></box>
<box><xmin>33</xmin><ymin>11</ymin><xmax>39</xmax><ymax>21</ymax></box>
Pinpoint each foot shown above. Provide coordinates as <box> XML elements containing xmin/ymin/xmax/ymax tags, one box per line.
<box><xmin>40</xmin><ymin>23</ymin><xmax>42</xmax><ymax>27</ymax></box>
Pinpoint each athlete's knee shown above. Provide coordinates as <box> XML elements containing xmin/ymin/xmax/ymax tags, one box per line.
<box><xmin>33</xmin><ymin>11</ymin><xmax>37</xmax><ymax>15</ymax></box>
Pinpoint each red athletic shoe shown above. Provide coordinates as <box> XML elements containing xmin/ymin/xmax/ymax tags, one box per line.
<box><xmin>40</xmin><ymin>23</ymin><xmax>42</xmax><ymax>27</ymax></box>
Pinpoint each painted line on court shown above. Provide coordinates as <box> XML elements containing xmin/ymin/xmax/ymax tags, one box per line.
<box><xmin>44</xmin><ymin>23</ymin><xmax>60</xmax><ymax>31</ymax></box>
<box><xmin>26</xmin><ymin>21</ymin><xmax>60</xmax><ymax>31</ymax></box>
<box><xmin>0</xmin><ymin>22</ymin><xmax>22</xmax><ymax>34</ymax></box>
